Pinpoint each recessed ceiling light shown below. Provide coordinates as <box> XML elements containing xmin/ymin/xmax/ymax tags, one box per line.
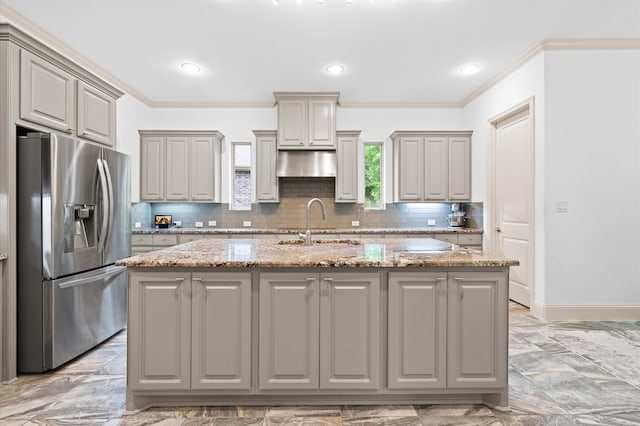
<box><xmin>272</xmin><ymin>0</ymin><xmax>279</xmax><ymax>5</ymax></box>
<box><xmin>458</xmin><ymin>63</ymin><xmax>480</xmax><ymax>75</ymax></box>
<box><xmin>181</xmin><ymin>62</ymin><xmax>201</xmax><ymax>74</ymax></box>
<box><xmin>326</xmin><ymin>64</ymin><xmax>345</xmax><ymax>74</ymax></box>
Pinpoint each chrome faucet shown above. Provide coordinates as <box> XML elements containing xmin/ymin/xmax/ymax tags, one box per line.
<box><xmin>299</xmin><ymin>198</ymin><xmax>327</xmax><ymax>246</ymax></box>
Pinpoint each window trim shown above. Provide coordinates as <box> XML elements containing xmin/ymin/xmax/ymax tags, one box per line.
<box><xmin>363</xmin><ymin>141</ymin><xmax>385</xmax><ymax>210</ymax></box>
<box><xmin>230</xmin><ymin>140</ymin><xmax>252</xmax><ymax>211</ymax></box>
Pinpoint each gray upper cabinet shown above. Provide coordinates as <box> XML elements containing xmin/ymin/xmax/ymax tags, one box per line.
<box><xmin>274</xmin><ymin>92</ymin><xmax>339</xmax><ymax>150</ymax></box>
<box><xmin>319</xmin><ymin>273</ymin><xmax>380</xmax><ymax>390</ymax></box>
<box><xmin>254</xmin><ymin>130</ymin><xmax>279</xmax><ymax>202</ymax></box>
<box><xmin>20</xmin><ymin>50</ymin><xmax>75</xmax><ymax>134</ymax></box>
<box><xmin>335</xmin><ymin>131</ymin><xmax>360</xmax><ymax>203</ymax></box>
<box><xmin>392</xmin><ymin>131</ymin><xmax>472</xmax><ymax>202</ymax></box>
<box><xmin>259</xmin><ymin>273</ymin><xmax>320</xmax><ymax>390</ymax></box>
<box><xmin>191</xmin><ymin>272</ymin><xmax>252</xmax><ymax>390</ymax></box>
<box><xmin>388</xmin><ymin>272</ymin><xmax>447</xmax><ymax>389</ymax></box>
<box><xmin>19</xmin><ymin>49</ymin><xmax>120</xmax><ymax>146</ymax></box>
<box><xmin>128</xmin><ymin>272</ymin><xmax>191</xmax><ymax>391</ymax></box>
<box><xmin>447</xmin><ymin>271</ymin><xmax>508</xmax><ymax>389</ymax></box>
<box><xmin>139</xmin><ymin>130</ymin><xmax>223</xmax><ymax>203</ymax></box>
<box><xmin>76</xmin><ymin>80</ymin><xmax>116</xmax><ymax>146</ymax></box>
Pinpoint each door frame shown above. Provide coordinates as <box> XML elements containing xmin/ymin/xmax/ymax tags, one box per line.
<box><xmin>487</xmin><ymin>96</ymin><xmax>535</xmax><ymax>307</ymax></box>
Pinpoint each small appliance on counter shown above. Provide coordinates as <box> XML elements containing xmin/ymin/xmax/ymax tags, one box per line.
<box><xmin>447</xmin><ymin>203</ymin><xmax>467</xmax><ymax>228</ymax></box>
<box><xmin>154</xmin><ymin>215</ymin><xmax>173</xmax><ymax>228</ymax></box>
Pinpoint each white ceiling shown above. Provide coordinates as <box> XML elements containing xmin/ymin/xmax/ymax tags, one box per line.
<box><xmin>2</xmin><ymin>0</ymin><xmax>639</xmax><ymax>105</ymax></box>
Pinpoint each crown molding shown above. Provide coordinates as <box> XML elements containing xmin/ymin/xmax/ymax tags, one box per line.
<box><xmin>138</xmin><ymin>129</ymin><xmax>225</xmax><ymax>139</ymax></box>
<box><xmin>340</xmin><ymin>102</ymin><xmax>462</xmax><ymax>108</ymax></box>
<box><xmin>460</xmin><ymin>38</ymin><xmax>640</xmax><ymax>107</ymax></box>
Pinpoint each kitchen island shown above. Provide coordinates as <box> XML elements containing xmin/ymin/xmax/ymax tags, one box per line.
<box><xmin>117</xmin><ymin>238</ymin><xmax>518</xmax><ymax>411</ymax></box>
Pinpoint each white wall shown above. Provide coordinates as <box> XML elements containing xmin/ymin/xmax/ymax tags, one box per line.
<box><xmin>116</xmin><ymin>94</ymin><xmax>154</xmax><ymax>202</ymax></box>
<box><xmin>461</xmin><ymin>53</ymin><xmax>546</xmax><ymax>305</ymax></box>
<box><xmin>543</xmin><ymin>50</ymin><xmax>640</xmax><ymax>306</ymax></box>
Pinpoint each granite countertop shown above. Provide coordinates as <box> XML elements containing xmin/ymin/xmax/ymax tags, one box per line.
<box><xmin>117</xmin><ymin>237</ymin><xmax>517</xmax><ymax>268</ymax></box>
<box><xmin>131</xmin><ymin>227</ymin><xmax>483</xmax><ymax>235</ymax></box>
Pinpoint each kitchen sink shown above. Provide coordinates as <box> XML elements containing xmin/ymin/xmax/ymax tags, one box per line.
<box><xmin>277</xmin><ymin>239</ymin><xmax>361</xmax><ymax>246</ymax></box>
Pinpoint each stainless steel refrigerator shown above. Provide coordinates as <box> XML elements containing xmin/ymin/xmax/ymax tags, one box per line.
<box><xmin>17</xmin><ymin>132</ymin><xmax>130</xmax><ymax>373</ymax></box>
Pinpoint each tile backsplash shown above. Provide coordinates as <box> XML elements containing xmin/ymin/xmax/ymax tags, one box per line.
<box><xmin>131</xmin><ymin>178</ymin><xmax>483</xmax><ymax>230</ymax></box>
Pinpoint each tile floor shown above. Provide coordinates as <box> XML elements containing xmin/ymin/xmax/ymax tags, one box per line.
<box><xmin>1</xmin><ymin>303</ymin><xmax>639</xmax><ymax>425</ymax></box>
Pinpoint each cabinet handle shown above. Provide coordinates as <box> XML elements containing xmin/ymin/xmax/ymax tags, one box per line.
<box><xmin>192</xmin><ymin>277</ymin><xmax>202</xmax><ymax>281</ymax></box>
<box><xmin>323</xmin><ymin>277</ymin><xmax>334</xmax><ymax>282</ymax></box>
<box><xmin>460</xmin><ymin>287</ymin><xmax>464</xmax><ymax>299</ymax></box>
<box><xmin>175</xmin><ymin>277</ymin><xmax>185</xmax><ymax>282</ymax></box>
<box><xmin>306</xmin><ymin>277</ymin><xmax>316</xmax><ymax>281</ymax></box>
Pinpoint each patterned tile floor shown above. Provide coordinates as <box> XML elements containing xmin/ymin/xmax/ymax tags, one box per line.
<box><xmin>1</xmin><ymin>303</ymin><xmax>639</xmax><ymax>425</ymax></box>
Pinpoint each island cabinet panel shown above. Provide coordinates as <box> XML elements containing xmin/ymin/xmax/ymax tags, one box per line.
<box><xmin>319</xmin><ymin>273</ymin><xmax>380</xmax><ymax>390</ymax></box>
<box><xmin>20</xmin><ymin>49</ymin><xmax>75</xmax><ymax>133</ymax></box>
<box><xmin>388</xmin><ymin>272</ymin><xmax>447</xmax><ymax>389</ymax></box>
<box><xmin>191</xmin><ymin>273</ymin><xmax>251</xmax><ymax>390</ymax></box>
<box><xmin>128</xmin><ymin>272</ymin><xmax>191</xmax><ymax>391</ymax></box>
<box><xmin>447</xmin><ymin>271</ymin><xmax>508</xmax><ymax>389</ymax></box>
<box><xmin>259</xmin><ymin>273</ymin><xmax>320</xmax><ymax>390</ymax></box>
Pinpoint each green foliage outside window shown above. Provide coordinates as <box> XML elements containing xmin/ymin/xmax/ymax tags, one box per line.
<box><xmin>364</xmin><ymin>144</ymin><xmax>382</xmax><ymax>208</ymax></box>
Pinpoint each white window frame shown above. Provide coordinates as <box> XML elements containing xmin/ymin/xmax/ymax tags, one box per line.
<box><xmin>230</xmin><ymin>140</ymin><xmax>252</xmax><ymax>211</ymax></box>
<box><xmin>363</xmin><ymin>141</ymin><xmax>385</xmax><ymax>210</ymax></box>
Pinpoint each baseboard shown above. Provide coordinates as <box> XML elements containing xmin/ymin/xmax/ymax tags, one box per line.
<box><xmin>531</xmin><ymin>302</ymin><xmax>640</xmax><ymax>321</ymax></box>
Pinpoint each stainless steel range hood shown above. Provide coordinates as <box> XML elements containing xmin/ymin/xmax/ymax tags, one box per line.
<box><xmin>277</xmin><ymin>151</ymin><xmax>337</xmax><ymax>177</ymax></box>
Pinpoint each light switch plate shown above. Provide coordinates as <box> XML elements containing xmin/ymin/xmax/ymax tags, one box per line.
<box><xmin>208</xmin><ymin>220</ymin><xmax>217</xmax><ymax>227</ymax></box>
<box><xmin>195</xmin><ymin>221</ymin><xmax>204</xmax><ymax>228</ymax></box>
<box><xmin>556</xmin><ymin>201</ymin><xmax>569</xmax><ymax>213</ymax></box>
<box><xmin>134</xmin><ymin>222</ymin><xmax>141</xmax><ymax>229</ymax></box>
<box><xmin>427</xmin><ymin>219</ymin><xmax>436</xmax><ymax>226</ymax></box>
<box><xmin>243</xmin><ymin>221</ymin><xmax>252</xmax><ymax>227</ymax></box>
<box><xmin>351</xmin><ymin>220</ymin><xmax>360</xmax><ymax>227</ymax></box>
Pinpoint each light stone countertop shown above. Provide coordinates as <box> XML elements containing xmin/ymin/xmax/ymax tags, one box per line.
<box><xmin>117</xmin><ymin>237</ymin><xmax>517</xmax><ymax>268</ymax></box>
<box><xmin>131</xmin><ymin>227</ymin><xmax>483</xmax><ymax>235</ymax></box>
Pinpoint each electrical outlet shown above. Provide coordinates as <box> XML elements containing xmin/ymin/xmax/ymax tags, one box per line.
<box><xmin>208</xmin><ymin>220</ymin><xmax>217</xmax><ymax>227</ymax></box>
<box><xmin>243</xmin><ymin>221</ymin><xmax>252</xmax><ymax>227</ymax></box>
<box><xmin>195</xmin><ymin>221</ymin><xmax>204</xmax><ymax>228</ymax></box>
<box><xmin>556</xmin><ymin>201</ymin><xmax>569</xmax><ymax>213</ymax></box>
<box><xmin>134</xmin><ymin>222</ymin><xmax>141</xmax><ymax>229</ymax></box>
<box><xmin>427</xmin><ymin>219</ymin><xmax>436</xmax><ymax>226</ymax></box>
<box><xmin>351</xmin><ymin>220</ymin><xmax>360</xmax><ymax>227</ymax></box>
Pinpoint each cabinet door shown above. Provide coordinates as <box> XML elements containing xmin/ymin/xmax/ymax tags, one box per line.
<box><xmin>192</xmin><ymin>273</ymin><xmax>251</xmax><ymax>390</ymax></box>
<box><xmin>397</xmin><ymin>137</ymin><xmax>423</xmax><ymax>201</ymax></box>
<box><xmin>335</xmin><ymin>136</ymin><xmax>358</xmax><ymax>202</ymax></box>
<box><xmin>77</xmin><ymin>81</ymin><xmax>116</xmax><ymax>146</ymax></box>
<box><xmin>259</xmin><ymin>273</ymin><xmax>319</xmax><ymax>390</ymax></box>
<box><xmin>256</xmin><ymin>135</ymin><xmax>279</xmax><ymax>202</ymax></box>
<box><xmin>140</xmin><ymin>136</ymin><xmax>165</xmax><ymax>201</ymax></box>
<box><xmin>165</xmin><ymin>137</ymin><xmax>189</xmax><ymax>201</ymax></box>
<box><xmin>388</xmin><ymin>273</ymin><xmax>446</xmax><ymax>389</ymax></box>
<box><xmin>308</xmin><ymin>99</ymin><xmax>336</xmax><ymax>148</ymax></box>
<box><xmin>190</xmin><ymin>136</ymin><xmax>215</xmax><ymax>201</ymax></box>
<box><xmin>278</xmin><ymin>99</ymin><xmax>307</xmax><ymax>148</ymax></box>
<box><xmin>448</xmin><ymin>137</ymin><xmax>471</xmax><ymax>200</ymax></box>
<box><xmin>20</xmin><ymin>50</ymin><xmax>75</xmax><ymax>133</ymax></box>
<box><xmin>424</xmin><ymin>137</ymin><xmax>447</xmax><ymax>200</ymax></box>
<box><xmin>447</xmin><ymin>271</ymin><xmax>508</xmax><ymax>389</ymax></box>
<box><xmin>128</xmin><ymin>272</ymin><xmax>191</xmax><ymax>390</ymax></box>
<box><xmin>319</xmin><ymin>273</ymin><xmax>379</xmax><ymax>390</ymax></box>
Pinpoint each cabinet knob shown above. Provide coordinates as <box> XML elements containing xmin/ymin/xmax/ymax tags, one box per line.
<box><xmin>496</xmin><ymin>228</ymin><xmax>501</xmax><ymax>233</ymax></box>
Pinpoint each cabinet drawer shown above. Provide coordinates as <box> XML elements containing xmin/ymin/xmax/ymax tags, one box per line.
<box><xmin>434</xmin><ymin>234</ymin><xmax>458</xmax><ymax>244</ymax></box>
<box><xmin>178</xmin><ymin>234</ymin><xmax>204</xmax><ymax>244</ymax></box>
<box><xmin>132</xmin><ymin>235</ymin><xmax>153</xmax><ymax>245</ymax></box>
<box><xmin>152</xmin><ymin>235</ymin><xmax>178</xmax><ymax>246</ymax></box>
<box><xmin>458</xmin><ymin>234</ymin><xmax>482</xmax><ymax>246</ymax></box>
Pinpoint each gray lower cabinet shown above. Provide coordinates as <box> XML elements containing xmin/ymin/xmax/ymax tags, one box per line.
<box><xmin>128</xmin><ymin>271</ymin><xmax>252</xmax><ymax>391</ymax></box>
<box><xmin>128</xmin><ymin>272</ymin><xmax>191</xmax><ymax>391</ymax></box>
<box><xmin>447</xmin><ymin>271</ymin><xmax>508</xmax><ymax>389</ymax></box>
<box><xmin>388</xmin><ymin>272</ymin><xmax>447</xmax><ymax>389</ymax></box>
<box><xmin>192</xmin><ymin>273</ymin><xmax>252</xmax><ymax>390</ymax></box>
<box><xmin>259</xmin><ymin>272</ymin><xmax>380</xmax><ymax>391</ymax></box>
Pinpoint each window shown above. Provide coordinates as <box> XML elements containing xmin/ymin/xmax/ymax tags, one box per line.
<box><xmin>364</xmin><ymin>142</ymin><xmax>384</xmax><ymax>209</ymax></box>
<box><xmin>231</xmin><ymin>141</ymin><xmax>251</xmax><ymax>210</ymax></box>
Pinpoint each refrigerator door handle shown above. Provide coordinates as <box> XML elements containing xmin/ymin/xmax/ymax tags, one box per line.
<box><xmin>97</xmin><ymin>158</ymin><xmax>110</xmax><ymax>253</ymax></box>
<box><xmin>102</xmin><ymin>158</ymin><xmax>115</xmax><ymax>247</ymax></box>
<box><xmin>57</xmin><ymin>265</ymin><xmax>127</xmax><ymax>289</ymax></box>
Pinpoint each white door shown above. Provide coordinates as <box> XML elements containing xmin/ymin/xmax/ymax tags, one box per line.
<box><xmin>494</xmin><ymin>108</ymin><xmax>533</xmax><ymax>307</ymax></box>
